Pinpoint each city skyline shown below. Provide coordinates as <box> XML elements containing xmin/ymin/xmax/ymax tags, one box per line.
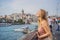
<box><xmin>0</xmin><ymin>0</ymin><xmax>60</xmax><ymax>16</ymax></box>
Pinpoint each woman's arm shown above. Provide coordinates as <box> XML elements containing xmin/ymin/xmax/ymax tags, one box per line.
<box><xmin>38</xmin><ymin>32</ymin><xmax>50</xmax><ymax>39</ymax></box>
<box><xmin>38</xmin><ymin>20</ymin><xmax>51</xmax><ymax>39</ymax></box>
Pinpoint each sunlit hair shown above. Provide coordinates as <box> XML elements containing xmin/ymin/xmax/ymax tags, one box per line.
<box><xmin>40</xmin><ymin>9</ymin><xmax>47</xmax><ymax>21</ymax></box>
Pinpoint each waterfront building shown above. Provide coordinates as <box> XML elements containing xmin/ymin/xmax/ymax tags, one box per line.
<box><xmin>0</xmin><ymin>9</ymin><xmax>37</xmax><ymax>23</ymax></box>
<box><xmin>0</xmin><ymin>16</ymin><xmax>3</xmax><ymax>18</ymax></box>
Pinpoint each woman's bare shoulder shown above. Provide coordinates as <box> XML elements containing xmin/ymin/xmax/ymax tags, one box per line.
<box><xmin>41</xmin><ymin>20</ymin><xmax>48</xmax><ymax>27</ymax></box>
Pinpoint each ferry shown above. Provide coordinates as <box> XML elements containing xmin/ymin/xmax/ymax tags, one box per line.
<box><xmin>14</xmin><ymin>26</ymin><xmax>31</xmax><ymax>34</ymax></box>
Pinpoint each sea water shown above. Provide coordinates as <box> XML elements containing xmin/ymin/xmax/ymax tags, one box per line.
<box><xmin>0</xmin><ymin>24</ymin><xmax>37</xmax><ymax>40</ymax></box>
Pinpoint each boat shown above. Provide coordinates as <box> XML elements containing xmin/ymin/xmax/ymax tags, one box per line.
<box><xmin>14</xmin><ymin>28</ymin><xmax>24</xmax><ymax>32</ymax></box>
<box><xmin>22</xmin><ymin>26</ymin><xmax>31</xmax><ymax>34</ymax></box>
<box><xmin>0</xmin><ymin>23</ymin><xmax>11</xmax><ymax>27</ymax></box>
<box><xmin>31</xmin><ymin>22</ymin><xmax>38</xmax><ymax>25</ymax></box>
<box><xmin>14</xmin><ymin>26</ymin><xmax>31</xmax><ymax>34</ymax></box>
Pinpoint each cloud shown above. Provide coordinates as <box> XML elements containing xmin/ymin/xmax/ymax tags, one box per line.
<box><xmin>0</xmin><ymin>0</ymin><xmax>60</xmax><ymax>16</ymax></box>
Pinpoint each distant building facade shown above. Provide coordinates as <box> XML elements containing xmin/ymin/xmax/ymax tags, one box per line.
<box><xmin>0</xmin><ymin>9</ymin><xmax>37</xmax><ymax>24</ymax></box>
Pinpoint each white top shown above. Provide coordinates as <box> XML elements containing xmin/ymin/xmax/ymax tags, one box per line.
<box><xmin>48</xmin><ymin>18</ymin><xmax>52</xmax><ymax>25</ymax></box>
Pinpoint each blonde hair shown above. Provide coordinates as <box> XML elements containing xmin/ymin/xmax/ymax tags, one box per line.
<box><xmin>40</xmin><ymin>9</ymin><xmax>47</xmax><ymax>21</ymax></box>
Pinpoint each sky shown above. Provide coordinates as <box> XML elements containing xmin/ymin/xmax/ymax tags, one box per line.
<box><xmin>0</xmin><ymin>0</ymin><xmax>60</xmax><ymax>16</ymax></box>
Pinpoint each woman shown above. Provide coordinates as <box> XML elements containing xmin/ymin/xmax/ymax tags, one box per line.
<box><xmin>36</xmin><ymin>9</ymin><xmax>53</xmax><ymax>40</ymax></box>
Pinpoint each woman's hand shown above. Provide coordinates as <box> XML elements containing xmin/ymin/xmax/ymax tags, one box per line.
<box><xmin>36</xmin><ymin>32</ymin><xmax>41</xmax><ymax>38</ymax></box>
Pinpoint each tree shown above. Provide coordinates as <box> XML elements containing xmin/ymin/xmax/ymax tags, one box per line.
<box><xmin>18</xmin><ymin>19</ymin><xmax>25</xmax><ymax>24</ymax></box>
<box><xmin>0</xmin><ymin>18</ymin><xmax>2</xmax><ymax>23</ymax></box>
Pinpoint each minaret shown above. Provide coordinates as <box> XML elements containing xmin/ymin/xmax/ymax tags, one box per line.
<box><xmin>21</xmin><ymin>9</ymin><xmax>25</xmax><ymax>19</ymax></box>
<box><xmin>22</xmin><ymin>9</ymin><xmax>24</xmax><ymax>14</ymax></box>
